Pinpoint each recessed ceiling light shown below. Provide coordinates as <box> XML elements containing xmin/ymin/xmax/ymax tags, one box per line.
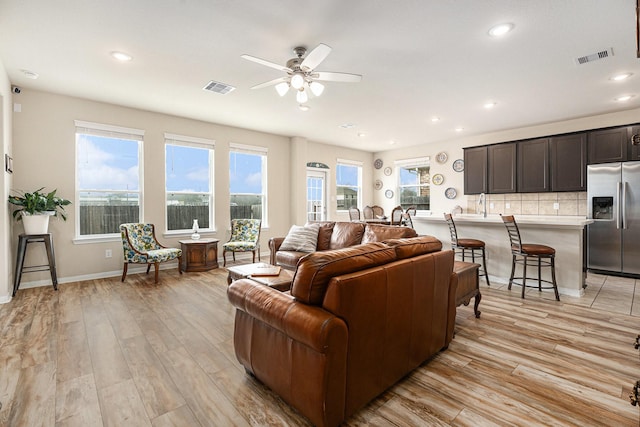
<box><xmin>610</xmin><ymin>73</ymin><xmax>633</xmax><ymax>81</ymax></box>
<box><xmin>299</xmin><ymin>104</ymin><xmax>310</xmax><ymax>111</ymax></box>
<box><xmin>357</xmin><ymin>132</ymin><xmax>366</xmax><ymax>137</ymax></box>
<box><xmin>340</xmin><ymin>123</ymin><xmax>356</xmax><ymax>129</ymax></box>
<box><xmin>111</xmin><ymin>51</ymin><xmax>132</xmax><ymax>61</ymax></box>
<box><xmin>614</xmin><ymin>95</ymin><xmax>634</xmax><ymax>102</ymax></box>
<box><xmin>488</xmin><ymin>23</ymin><xmax>514</xmax><ymax>37</ymax></box>
<box><xmin>389</xmin><ymin>140</ymin><xmax>396</xmax><ymax>145</ymax></box>
<box><xmin>21</xmin><ymin>69</ymin><xmax>39</xmax><ymax>79</ymax></box>
<box><xmin>431</xmin><ymin>117</ymin><xmax>441</xmax><ymax>123</ymax></box>
<box><xmin>484</xmin><ymin>101</ymin><xmax>497</xmax><ymax>109</ymax></box>
<box><xmin>455</xmin><ymin>127</ymin><xmax>464</xmax><ymax>132</ymax></box>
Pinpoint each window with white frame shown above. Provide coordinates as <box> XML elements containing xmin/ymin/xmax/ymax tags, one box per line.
<box><xmin>396</xmin><ymin>157</ymin><xmax>430</xmax><ymax>212</ymax></box>
<box><xmin>165</xmin><ymin>134</ymin><xmax>214</xmax><ymax>232</ymax></box>
<box><xmin>336</xmin><ymin>160</ymin><xmax>362</xmax><ymax>210</ymax></box>
<box><xmin>75</xmin><ymin>120</ymin><xmax>143</xmax><ymax>237</ymax></box>
<box><xmin>229</xmin><ymin>143</ymin><xmax>267</xmax><ymax>221</ymax></box>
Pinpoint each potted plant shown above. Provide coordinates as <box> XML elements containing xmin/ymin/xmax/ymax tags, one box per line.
<box><xmin>8</xmin><ymin>187</ymin><xmax>71</xmax><ymax>234</ymax></box>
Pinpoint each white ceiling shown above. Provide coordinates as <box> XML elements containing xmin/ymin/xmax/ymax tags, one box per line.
<box><xmin>1</xmin><ymin>0</ymin><xmax>638</xmax><ymax>152</ymax></box>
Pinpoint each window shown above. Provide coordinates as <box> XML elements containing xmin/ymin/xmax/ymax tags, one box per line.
<box><xmin>75</xmin><ymin>120</ymin><xmax>143</xmax><ymax>237</ymax></box>
<box><xmin>397</xmin><ymin>158</ymin><xmax>430</xmax><ymax>211</ymax></box>
<box><xmin>165</xmin><ymin>134</ymin><xmax>214</xmax><ymax>232</ymax></box>
<box><xmin>336</xmin><ymin>160</ymin><xmax>362</xmax><ymax>210</ymax></box>
<box><xmin>229</xmin><ymin>143</ymin><xmax>267</xmax><ymax>221</ymax></box>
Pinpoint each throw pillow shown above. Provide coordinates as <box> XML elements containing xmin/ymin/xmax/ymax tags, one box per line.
<box><xmin>279</xmin><ymin>224</ymin><xmax>320</xmax><ymax>252</ymax></box>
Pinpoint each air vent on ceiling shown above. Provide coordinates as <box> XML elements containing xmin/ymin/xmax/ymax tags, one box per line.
<box><xmin>203</xmin><ymin>80</ymin><xmax>235</xmax><ymax>94</ymax></box>
<box><xmin>574</xmin><ymin>48</ymin><xmax>614</xmax><ymax>65</ymax></box>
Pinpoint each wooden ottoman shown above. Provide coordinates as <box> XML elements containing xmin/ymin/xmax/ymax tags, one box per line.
<box><xmin>454</xmin><ymin>261</ymin><xmax>481</xmax><ymax>318</ymax></box>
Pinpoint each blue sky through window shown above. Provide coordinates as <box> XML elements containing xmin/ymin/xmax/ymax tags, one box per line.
<box><xmin>166</xmin><ymin>144</ymin><xmax>210</xmax><ymax>192</ymax></box>
<box><xmin>77</xmin><ymin>134</ymin><xmax>139</xmax><ymax>190</ymax></box>
<box><xmin>336</xmin><ymin>164</ymin><xmax>358</xmax><ymax>186</ymax></box>
<box><xmin>230</xmin><ymin>152</ymin><xmax>263</xmax><ymax>194</ymax></box>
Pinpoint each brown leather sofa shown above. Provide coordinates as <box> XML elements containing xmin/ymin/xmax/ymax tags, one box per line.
<box><xmin>228</xmin><ymin>236</ymin><xmax>457</xmax><ymax>427</ymax></box>
<box><xmin>269</xmin><ymin>221</ymin><xmax>418</xmax><ymax>270</ymax></box>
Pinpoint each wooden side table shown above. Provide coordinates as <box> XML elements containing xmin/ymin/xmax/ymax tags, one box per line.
<box><xmin>179</xmin><ymin>238</ymin><xmax>219</xmax><ymax>272</ymax></box>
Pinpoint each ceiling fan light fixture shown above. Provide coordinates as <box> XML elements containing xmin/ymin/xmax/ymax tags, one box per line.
<box><xmin>299</xmin><ymin>104</ymin><xmax>310</xmax><ymax>111</ymax></box>
<box><xmin>275</xmin><ymin>82</ymin><xmax>290</xmax><ymax>96</ymax></box>
<box><xmin>309</xmin><ymin>81</ymin><xmax>325</xmax><ymax>96</ymax></box>
<box><xmin>296</xmin><ymin>89</ymin><xmax>308</xmax><ymax>103</ymax></box>
<box><xmin>291</xmin><ymin>73</ymin><xmax>305</xmax><ymax>89</ymax></box>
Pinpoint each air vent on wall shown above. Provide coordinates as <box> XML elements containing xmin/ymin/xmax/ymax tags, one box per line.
<box><xmin>574</xmin><ymin>48</ymin><xmax>614</xmax><ymax>65</ymax></box>
<box><xmin>203</xmin><ymin>80</ymin><xmax>236</xmax><ymax>94</ymax></box>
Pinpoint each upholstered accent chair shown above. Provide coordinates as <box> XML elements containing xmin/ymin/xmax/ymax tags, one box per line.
<box><xmin>222</xmin><ymin>219</ymin><xmax>262</xmax><ymax>266</ymax></box>
<box><xmin>120</xmin><ymin>223</ymin><xmax>182</xmax><ymax>284</ymax></box>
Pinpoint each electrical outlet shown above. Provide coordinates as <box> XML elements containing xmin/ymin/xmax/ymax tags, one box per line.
<box><xmin>505</xmin><ymin>202</ymin><xmax>511</xmax><ymax>209</ymax></box>
<box><xmin>490</xmin><ymin>202</ymin><xmax>495</xmax><ymax>209</ymax></box>
<box><xmin>105</xmin><ymin>249</ymin><xmax>112</xmax><ymax>258</ymax></box>
<box><xmin>553</xmin><ymin>202</ymin><xmax>559</xmax><ymax>210</ymax></box>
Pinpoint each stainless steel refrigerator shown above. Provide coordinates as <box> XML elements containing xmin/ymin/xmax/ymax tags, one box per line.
<box><xmin>587</xmin><ymin>161</ymin><xmax>640</xmax><ymax>275</ymax></box>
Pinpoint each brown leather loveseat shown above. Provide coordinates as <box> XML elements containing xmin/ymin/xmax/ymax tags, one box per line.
<box><xmin>269</xmin><ymin>221</ymin><xmax>418</xmax><ymax>270</ymax></box>
<box><xmin>227</xmin><ymin>236</ymin><xmax>457</xmax><ymax>427</ymax></box>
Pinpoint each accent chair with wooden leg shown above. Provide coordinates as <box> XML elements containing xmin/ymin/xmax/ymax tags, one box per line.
<box><xmin>120</xmin><ymin>223</ymin><xmax>182</xmax><ymax>284</ymax></box>
<box><xmin>222</xmin><ymin>219</ymin><xmax>262</xmax><ymax>267</ymax></box>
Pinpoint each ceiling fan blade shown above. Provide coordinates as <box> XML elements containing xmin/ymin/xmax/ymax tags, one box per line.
<box><xmin>241</xmin><ymin>54</ymin><xmax>292</xmax><ymax>72</ymax></box>
<box><xmin>300</xmin><ymin>43</ymin><xmax>332</xmax><ymax>71</ymax></box>
<box><xmin>313</xmin><ymin>71</ymin><xmax>362</xmax><ymax>83</ymax></box>
<box><xmin>250</xmin><ymin>77</ymin><xmax>288</xmax><ymax>90</ymax></box>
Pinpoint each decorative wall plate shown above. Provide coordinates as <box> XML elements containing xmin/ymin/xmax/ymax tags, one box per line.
<box><xmin>374</xmin><ymin>158</ymin><xmax>383</xmax><ymax>169</ymax></box>
<box><xmin>383</xmin><ymin>166</ymin><xmax>392</xmax><ymax>176</ymax></box>
<box><xmin>385</xmin><ymin>189</ymin><xmax>394</xmax><ymax>199</ymax></box>
<box><xmin>436</xmin><ymin>151</ymin><xmax>448</xmax><ymax>164</ymax></box>
<box><xmin>374</xmin><ymin>179</ymin><xmax>383</xmax><ymax>190</ymax></box>
<box><xmin>445</xmin><ymin>187</ymin><xmax>457</xmax><ymax>199</ymax></box>
<box><xmin>432</xmin><ymin>173</ymin><xmax>444</xmax><ymax>185</ymax></box>
<box><xmin>452</xmin><ymin>159</ymin><xmax>464</xmax><ymax>172</ymax></box>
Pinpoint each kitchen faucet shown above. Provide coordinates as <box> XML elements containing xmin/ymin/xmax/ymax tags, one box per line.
<box><xmin>478</xmin><ymin>193</ymin><xmax>487</xmax><ymax>218</ymax></box>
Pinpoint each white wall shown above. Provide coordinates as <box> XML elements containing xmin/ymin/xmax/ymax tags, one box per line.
<box><xmin>0</xmin><ymin>59</ymin><xmax>13</xmax><ymax>303</ymax></box>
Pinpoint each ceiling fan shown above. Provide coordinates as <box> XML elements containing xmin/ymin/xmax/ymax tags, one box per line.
<box><xmin>241</xmin><ymin>43</ymin><xmax>362</xmax><ymax>104</ymax></box>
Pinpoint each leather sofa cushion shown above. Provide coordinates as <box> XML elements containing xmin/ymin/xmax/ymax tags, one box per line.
<box><xmin>276</xmin><ymin>250</ymin><xmax>308</xmax><ymax>270</ymax></box>
<box><xmin>384</xmin><ymin>235</ymin><xmax>443</xmax><ymax>259</ymax></box>
<box><xmin>307</xmin><ymin>221</ymin><xmax>336</xmax><ymax>251</ymax></box>
<box><xmin>361</xmin><ymin>224</ymin><xmax>418</xmax><ymax>244</ymax></box>
<box><xmin>292</xmin><ymin>242</ymin><xmax>397</xmax><ymax>305</ymax></box>
<box><xmin>330</xmin><ymin>222</ymin><xmax>366</xmax><ymax>249</ymax></box>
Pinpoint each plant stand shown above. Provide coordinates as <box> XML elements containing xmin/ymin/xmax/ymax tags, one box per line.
<box><xmin>13</xmin><ymin>233</ymin><xmax>58</xmax><ymax>297</ymax></box>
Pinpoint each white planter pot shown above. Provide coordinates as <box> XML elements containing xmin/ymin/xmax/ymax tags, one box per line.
<box><xmin>21</xmin><ymin>212</ymin><xmax>54</xmax><ymax>235</ymax></box>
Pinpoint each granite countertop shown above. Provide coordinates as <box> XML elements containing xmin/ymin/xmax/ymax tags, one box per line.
<box><xmin>414</xmin><ymin>214</ymin><xmax>593</xmax><ymax>228</ymax></box>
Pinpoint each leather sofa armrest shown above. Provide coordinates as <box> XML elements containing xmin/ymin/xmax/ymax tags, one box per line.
<box><xmin>228</xmin><ymin>278</ymin><xmax>347</xmax><ymax>352</ymax></box>
<box><xmin>268</xmin><ymin>237</ymin><xmax>285</xmax><ymax>265</ymax></box>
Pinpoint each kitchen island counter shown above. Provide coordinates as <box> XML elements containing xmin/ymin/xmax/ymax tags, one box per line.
<box><xmin>414</xmin><ymin>214</ymin><xmax>593</xmax><ymax>297</ymax></box>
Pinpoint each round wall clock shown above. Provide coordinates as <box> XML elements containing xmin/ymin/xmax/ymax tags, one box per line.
<box><xmin>445</xmin><ymin>187</ymin><xmax>457</xmax><ymax>199</ymax></box>
<box><xmin>383</xmin><ymin>166</ymin><xmax>393</xmax><ymax>176</ymax></box>
<box><xmin>452</xmin><ymin>159</ymin><xmax>464</xmax><ymax>172</ymax></box>
<box><xmin>374</xmin><ymin>158</ymin><xmax>383</xmax><ymax>169</ymax></box>
<box><xmin>432</xmin><ymin>173</ymin><xmax>444</xmax><ymax>185</ymax></box>
<box><xmin>385</xmin><ymin>189</ymin><xmax>394</xmax><ymax>199</ymax></box>
<box><xmin>374</xmin><ymin>179</ymin><xmax>383</xmax><ymax>190</ymax></box>
<box><xmin>436</xmin><ymin>151</ymin><xmax>448</xmax><ymax>164</ymax></box>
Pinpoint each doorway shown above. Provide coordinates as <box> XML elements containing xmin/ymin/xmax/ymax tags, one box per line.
<box><xmin>306</xmin><ymin>170</ymin><xmax>326</xmax><ymax>221</ymax></box>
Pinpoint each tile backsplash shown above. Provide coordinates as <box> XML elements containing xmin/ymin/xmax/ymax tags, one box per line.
<box><xmin>466</xmin><ymin>192</ymin><xmax>587</xmax><ymax>216</ymax></box>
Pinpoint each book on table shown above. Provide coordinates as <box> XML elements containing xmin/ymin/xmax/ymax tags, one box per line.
<box><xmin>250</xmin><ymin>263</ymin><xmax>281</xmax><ymax>277</ymax></box>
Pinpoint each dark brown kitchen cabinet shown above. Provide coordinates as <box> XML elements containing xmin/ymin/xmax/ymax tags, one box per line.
<box><xmin>630</xmin><ymin>126</ymin><xmax>640</xmax><ymax>160</ymax></box>
<box><xmin>550</xmin><ymin>133</ymin><xmax>587</xmax><ymax>191</ymax></box>
<box><xmin>463</xmin><ymin>146</ymin><xmax>487</xmax><ymax>194</ymax></box>
<box><xmin>588</xmin><ymin>127</ymin><xmax>629</xmax><ymax>164</ymax></box>
<box><xmin>488</xmin><ymin>143</ymin><xmax>516</xmax><ymax>193</ymax></box>
<box><xmin>517</xmin><ymin>138</ymin><xmax>549</xmax><ymax>192</ymax></box>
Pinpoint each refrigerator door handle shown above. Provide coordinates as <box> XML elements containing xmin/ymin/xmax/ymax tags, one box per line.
<box><xmin>622</xmin><ymin>181</ymin><xmax>627</xmax><ymax>229</ymax></box>
<box><xmin>617</xmin><ymin>181</ymin><xmax>622</xmax><ymax>229</ymax></box>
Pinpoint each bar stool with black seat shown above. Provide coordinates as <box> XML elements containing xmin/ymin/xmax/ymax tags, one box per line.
<box><xmin>444</xmin><ymin>213</ymin><xmax>490</xmax><ymax>286</ymax></box>
<box><xmin>500</xmin><ymin>214</ymin><xmax>559</xmax><ymax>301</ymax></box>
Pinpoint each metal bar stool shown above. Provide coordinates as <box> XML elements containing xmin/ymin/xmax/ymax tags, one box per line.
<box><xmin>444</xmin><ymin>213</ymin><xmax>490</xmax><ymax>286</ymax></box>
<box><xmin>500</xmin><ymin>215</ymin><xmax>559</xmax><ymax>301</ymax></box>
<box><xmin>13</xmin><ymin>233</ymin><xmax>58</xmax><ymax>297</ymax></box>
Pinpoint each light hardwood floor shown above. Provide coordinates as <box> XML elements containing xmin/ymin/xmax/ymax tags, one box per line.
<box><xmin>1</xmin><ymin>266</ymin><xmax>639</xmax><ymax>426</ymax></box>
